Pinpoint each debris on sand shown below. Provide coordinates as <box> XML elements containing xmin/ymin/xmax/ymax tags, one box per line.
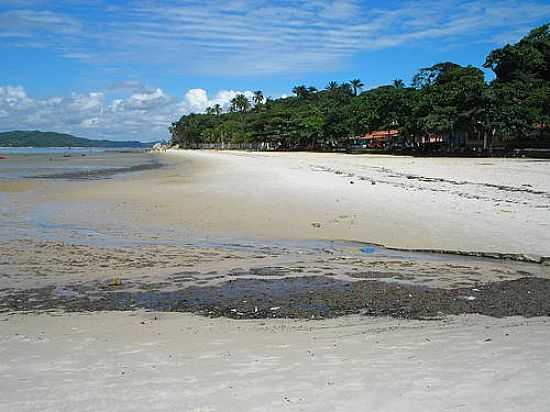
<box><xmin>110</xmin><ymin>278</ymin><xmax>122</xmax><ymax>287</ymax></box>
<box><xmin>4</xmin><ymin>276</ymin><xmax>550</xmax><ymax>321</ymax></box>
<box><xmin>360</xmin><ymin>246</ymin><xmax>376</xmax><ymax>254</ymax></box>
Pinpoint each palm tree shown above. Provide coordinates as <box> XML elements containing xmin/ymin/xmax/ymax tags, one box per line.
<box><xmin>340</xmin><ymin>82</ymin><xmax>353</xmax><ymax>96</ymax></box>
<box><xmin>326</xmin><ymin>81</ymin><xmax>339</xmax><ymax>92</ymax></box>
<box><xmin>231</xmin><ymin>94</ymin><xmax>251</xmax><ymax>112</ymax></box>
<box><xmin>393</xmin><ymin>79</ymin><xmax>405</xmax><ymax>89</ymax></box>
<box><xmin>292</xmin><ymin>85</ymin><xmax>308</xmax><ymax>99</ymax></box>
<box><xmin>253</xmin><ymin>90</ymin><xmax>264</xmax><ymax>105</ymax></box>
<box><xmin>252</xmin><ymin>90</ymin><xmax>264</xmax><ymax>112</ymax></box>
<box><xmin>206</xmin><ymin>106</ymin><xmax>215</xmax><ymax>115</ymax></box>
<box><xmin>213</xmin><ymin>103</ymin><xmax>222</xmax><ymax>115</ymax></box>
<box><xmin>349</xmin><ymin>78</ymin><xmax>364</xmax><ymax>95</ymax></box>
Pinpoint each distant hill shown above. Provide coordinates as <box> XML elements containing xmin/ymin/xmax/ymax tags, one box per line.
<box><xmin>0</xmin><ymin>130</ymin><xmax>154</xmax><ymax>148</ymax></box>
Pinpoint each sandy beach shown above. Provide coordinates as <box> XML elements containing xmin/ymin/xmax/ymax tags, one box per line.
<box><xmin>3</xmin><ymin>3</ymin><xmax>548</xmax><ymax>409</ymax></box>
<box><xmin>31</xmin><ymin>149</ymin><xmax>550</xmax><ymax>256</ymax></box>
<box><xmin>1</xmin><ymin>149</ymin><xmax>550</xmax><ymax>411</ymax></box>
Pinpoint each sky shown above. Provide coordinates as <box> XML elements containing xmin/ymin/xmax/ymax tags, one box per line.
<box><xmin>1</xmin><ymin>1</ymin><xmax>549</xmax><ymax>142</ymax></box>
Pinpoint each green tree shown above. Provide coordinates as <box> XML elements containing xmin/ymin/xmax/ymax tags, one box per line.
<box><xmin>393</xmin><ymin>79</ymin><xmax>405</xmax><ymax>89</ymax></box>
<box><xmin>484</xmin><ymin>24</ymin><xmax>549</xmax><ymax>145</ymax></box>
<box><xmin>350</xmin><ymin>78</ymin><xmax>364</xmax><ymax>96</ymax></box>
<box><xmin>292</xmin><ymin>85</ymin><xmax>309</xmax><ymax>99</ymax></box>
<box><xmin>484</xmin><ymin>24</ymin><xmax>549</xmax><ymax>83</ymax></box>
<box><xmin>414</xmin><ymin>63</ymin><xmax>487</xmax><ymax>148</ymax></box>
<box><xmin>325</xmin><ymin>81</ymin><xmax>339</xmax><ymax>92</ymax></box>
<box><xmin>253</xmin><ymin>90</ymin><xmax>264</xmax><ymax>107</ymax></box>
<box><xmin>231</xmin><ymin>94</ymin><xmax>251</xmax><ymax>112</ymax></box>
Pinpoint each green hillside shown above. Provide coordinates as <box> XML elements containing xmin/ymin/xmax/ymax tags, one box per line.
<box><xmin>0</xmin><ymin>130</ymin><xmax>151</xmax><ymax>148</ymax></box>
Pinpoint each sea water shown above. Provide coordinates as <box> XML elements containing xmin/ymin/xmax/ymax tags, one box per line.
<box><xmin>0</xmin><ymin>147</ymin><xmax>150</xmax><ymax>179</ymax></box>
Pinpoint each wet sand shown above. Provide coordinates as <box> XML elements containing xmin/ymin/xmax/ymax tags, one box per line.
<box><xmin>0</xmin><ymin>180</ymin><xmax>36</xmax><ymax>192</ymax></box>
<box><xmin>1</xmin><ymin>239</ymin><xmax>549</xmax><ymax>320</ymax></box>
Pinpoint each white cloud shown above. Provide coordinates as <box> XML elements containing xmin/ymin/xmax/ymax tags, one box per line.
<box><xmin>125</xmin><ymin>88</ymin><xmax>171</xmax><ymax>110</ymax></box>
<box><xmin>0</xmin><ymin>85</ymin><xmax>33</xmax><ymax>109</ymax></box>
<box><xmin>182</xmin><ymin>89</ymin><xmax>255</xmax><ymax>112</ymax></box>
<box><xmin>0</xmin><ymin>85</ymin><xmax>252</xmax><ymax>141</ymax></box>
<box><xmin>68</xmin><ymin>92</ymin><xmax>104</xmax><ymax>112</ymax></box>
<box><xmin>183</xmin><ymin>89</ymin><xmax>209</xmax><ymax>112</ymax></box>
<box><xmin>80</xmin><ymin>117</ymin><xmax>100</xmax><ymax>128</ymax></box>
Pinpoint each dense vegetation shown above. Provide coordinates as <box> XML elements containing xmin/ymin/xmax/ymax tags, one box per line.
<box><xmin>170</xmin><ymin>24</ymin><xmax>549</xmax><ymax>154</ymax></box>
<box><xmin>0</xmin><ymin>130</ymin><xmax>151</xmax><ymax>148</ymax></box>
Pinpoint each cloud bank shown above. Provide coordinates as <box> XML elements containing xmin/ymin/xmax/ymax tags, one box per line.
<box><xmin>0</xmin><ymin>85</ymin><xmax>252</xmax><ymax>141</ymax></box>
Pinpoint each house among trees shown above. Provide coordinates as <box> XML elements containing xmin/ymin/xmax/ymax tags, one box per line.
<box><xmin>349</xmin><ymin>128</ymin><xmax>488</xmax><ymax>154</ymax></box>
<box><xmin>348</xmin><ymin>130</ymin><xmax>400</xmax><ymax>152</ymax></box>
<box><xmin>170</xmin><ymin>24</ymin><xmax>549</xmax><ymax>157</ymax></box>
<box><xmin>417</xmin><ymin>130</ymin><xmax>484</xmax><ymax>152</ymax></box>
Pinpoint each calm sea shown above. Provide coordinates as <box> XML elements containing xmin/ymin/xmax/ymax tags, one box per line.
<box><xmin>0</xmin><ymin>146</ymin><xmax>140</xmax><ymax>155</ymax></box>
<box><xmin>0</xmin><ymin>147</ymin><xmax>153</xmax><ymax>179</ymax></box>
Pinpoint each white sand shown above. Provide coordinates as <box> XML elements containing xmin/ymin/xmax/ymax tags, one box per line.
<box><xmin>148</xmin><ymin>151</ymin><xmax>550</xmax><ymax>255</ymax></box>
<box><xmin>1</xmin><ymin>312</ymin><xmax>549</xmax><ymax>412</ymax></box>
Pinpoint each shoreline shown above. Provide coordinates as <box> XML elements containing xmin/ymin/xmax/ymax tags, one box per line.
<box><xmin>4</xmin><ymin>149</ymin><xmax>549</xmax><ymax>256</ymax></box>
<box><xmin>27</xmin><ymin>159</ymin><xmax>163</xmax><ymax>180</ymax></box>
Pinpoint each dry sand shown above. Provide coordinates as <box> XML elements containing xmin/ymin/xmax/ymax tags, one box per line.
<box><xmin>1</xmin><ymin>311</ymin><xmax>549</xmax><ymax>412</ymax></box>
<box><xmin>157</xmin><ymin>150</ymin><xmax>550</xmax><ymax>255</ymax></box>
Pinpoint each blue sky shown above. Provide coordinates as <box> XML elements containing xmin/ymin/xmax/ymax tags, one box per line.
<box><xmin>1</xmin><ymin>0</ymin><xmax>549</xmax><ymax>141</ymax></box>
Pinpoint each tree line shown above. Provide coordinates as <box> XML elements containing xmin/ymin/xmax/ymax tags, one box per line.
<box><xmin>170</xmin><ymin>24</ymin><xmax>549</xmax><ymax>154</ymax></box>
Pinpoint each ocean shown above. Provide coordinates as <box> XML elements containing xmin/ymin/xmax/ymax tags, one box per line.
<box><xmin>0</xmin><ymin>147</ymin><xmax>153</xmax><ymax>179</ymax></box>
<box><xmin>0</xmin><ymin>147</ymin><xmax>127</xmax><ymax>155</ymax></box>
